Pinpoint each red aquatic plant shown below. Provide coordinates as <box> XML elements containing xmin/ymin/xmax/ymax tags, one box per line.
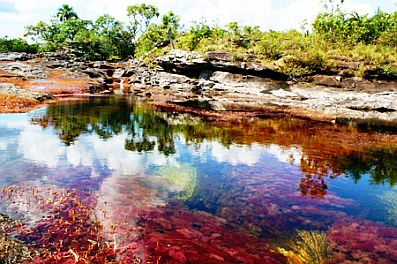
<box><xmin>137</xmin><ymin>201</ymin><xmax>287</xmax><ymax>264</ymax></box>
<box><xmin>327</xmin><ymin>217</ymin><xmax>397</xmax><ymax>264</ymax></box>
<box><xmin>0</xmin><ymin>185</ymin><xmax>140</xmax><ymax>263</ymax></box>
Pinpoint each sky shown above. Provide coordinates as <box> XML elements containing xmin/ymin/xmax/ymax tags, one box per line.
<box><xmin>0</xmin><ymin>0</ymin><xmax>396</xmax><ymax>38</ymax></box>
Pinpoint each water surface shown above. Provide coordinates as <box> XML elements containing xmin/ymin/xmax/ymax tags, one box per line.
<box><xmin>0</xmin><ymin>96</ymin><xmax>396</xmax><ymax>263</ymax></box>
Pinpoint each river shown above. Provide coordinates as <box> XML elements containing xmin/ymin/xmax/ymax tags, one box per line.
<box><xmin>0</xmin><ymin>95</ymin><xmax>396</xmax><ymax>263</ymax></box>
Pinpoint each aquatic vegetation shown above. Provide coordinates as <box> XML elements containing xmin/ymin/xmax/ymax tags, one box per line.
<box><xmin>0</xmin><ymin>184</ymin><xmax>289</xmax><ymax>263</ymax></box>
<box><xmin>327</xmin><ymin>217</ymin><xmax>397</xmax><ymax>263</ymax></box>
<box><xmin>379</xmin><ymin>191</ymin><xmax>397</xmax><ymax>226</ymax></box>
<box><xmin>156</xmin><ymin>164</ymin><xmax>197</xmax><ymax>200</ymax></box>
<box><xmin>0</xmin><ymin>185</ymin><xmax>140</xmax><ymax>263</ymax></box>
<box><xmin>137</xmin><ymin>202</ymin><xmax>287</xmax><ymax>264</ymax></box>
<box><xmin>0</xmin><ymin>235</ymin><xmax>36</xmax><ymax>263</ymax></box>
<box><xmin>278</xmin><ymin>230</ymin><xmax>330</xmax><ymax>264</ymax></box>
<box><xmin>0</xmin><ymin>213</ymin><xmax>36</xmax><ymax>263</ymax></box>
<box><xmin>187</xmin><ymin>163</ymin><xmax>352</xmax><ymax>240</ymax></box>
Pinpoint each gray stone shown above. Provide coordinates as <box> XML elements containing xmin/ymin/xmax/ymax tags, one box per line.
<box><xmin>0</xmin><ymin>62</ymin><xmax>46</xmax><ymax>79</ymax></box>
<box><xmin>0</xmin><ymin>52</ymin><xmax>31</xmax><ymax>61</ymax></box>
<box><xmin>0</xmin><ymin>83</ymin><xmax>54</xmax><ymax>101</ymax></box>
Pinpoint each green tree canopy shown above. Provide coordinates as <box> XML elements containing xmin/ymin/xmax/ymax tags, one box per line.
<box><xmin>57</xmin><ymin>4</ymin><xmax>79</xmax><ymax>22</ymax></box>
<box><xmin>127</xmin><ymin>4</ymin><xmax>159</xmax><ymax>38</ymax></box>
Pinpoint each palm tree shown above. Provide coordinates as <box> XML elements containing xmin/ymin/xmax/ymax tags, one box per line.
<box><xmin>57</xmin><ymin>4</ymin><xmax>78</xmax><ymax>22</ymax></box>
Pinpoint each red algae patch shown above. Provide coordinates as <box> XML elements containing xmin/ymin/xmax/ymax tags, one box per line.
<box><xmin>0</xmin><ymin>185</ymin><xmax>140</xmax><ymax>263</ymax></box>
<box><xmin>327</xmin><ymin>218</ymin><xmax>397</xmax><ymax>264</ymax></box>
<box><xmin>0</xmin><ymin>184</ymin><xmax>287</xmax><ymax>264</ymax></box>
<box><xmin>138</xmin><ymin>202</ymin><xmax>287</xmax><ymax>264</ymax></box>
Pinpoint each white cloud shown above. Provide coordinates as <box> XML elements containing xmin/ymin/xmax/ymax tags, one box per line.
<box><xmin>0</xmin><ymin>0</ymin><xmax>389</xmax><ymax>38</ymax></box>
<box><xmin>18</xmin><ymin>126</ymin><xmax>64</xmax><ymax>168</ymax></box>
<box><xmin>266</xmin><ymin>144</ymin><xmax>302</xmax><ymax>165</ymax></box>
<box><xmin>198</xmin><ymin>141</ymin><xmax>264</xmax><ymax>166</ymax></box>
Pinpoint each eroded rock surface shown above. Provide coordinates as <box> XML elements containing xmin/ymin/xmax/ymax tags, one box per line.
<box><xmin>118</xmin><ymin>50</ymin><xmax>397</xmax><ymax>123</ymax></box>
<box><xmin>0</xmin><ymin>83</ymin><xmax>53</xmax><ymax>102</ymax></box>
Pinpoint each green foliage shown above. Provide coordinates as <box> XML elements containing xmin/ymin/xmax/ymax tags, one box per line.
<box><xmin>127</xmin><ymin>4</ymin><xmax>159</xmax><ymax>38</ymax></box>
<box><xmin>57</xmin><ymin>4</ymin><xmax>78</xmax><ymax>22</ymax></box>
<box><xmin>134</xmin><ymin>12</ymin><xmax>180</xmax><ymax>57</ymax></box>
<box><xmin>25</xmin><ymin>6</ymin><xmax>134</xmax><ymax>60</ymax></box>
<box><xmin>0</xmin><ymin>37</ymin><xmax>38</xmax><ymax>53</ymax></box>
<box><xmin>313</xmin><ymin>9</ymin><xmax>397</xmax><ymax>46</ymax></box>
<box><xmin>15</xmin><ymin>2</ymin><xmax>397</xmax><ymax>76</ymax></box>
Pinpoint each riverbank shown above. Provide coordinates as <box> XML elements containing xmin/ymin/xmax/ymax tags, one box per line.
<box><xmin>0</xmin><ymin>51</ymin><xmax>397</xmax><ymax>127</ymax></box>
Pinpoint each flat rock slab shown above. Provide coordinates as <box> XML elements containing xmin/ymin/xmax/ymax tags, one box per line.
<box><xmin>0</xmin><ymin>62</ymin><xmax>46</xmax><ymax>79</ymax></box>
<box><xmin>0</xmin><ymin>83</ymin><xmax>53</xmax><ymax>102</ymax></box>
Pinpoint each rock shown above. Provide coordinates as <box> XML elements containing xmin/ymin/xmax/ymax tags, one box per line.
<box><xmin>0</xmin><ymin>83</ymin><xmax>54</xmax><ymax>101</ymax></box>
<box><xmin>92</xmin><ymin>61</ymin><xmax>115</xmax><ymax>70</ymax></box>
<box><xmin>156</xmin><ymin>50</ymin><xmax>288</xmax><ymax>80</ymax></box>
<box><xmin>82</xmin><ymin>68</ymin><xmax>104</xmax><ymax>78</ymax></box>
<box><xmin>0</xmin><ymin>62</ymin><xmax>46</xmax><ymax>79</ymax></box>
<box><xmin>205</xmin><ymin>51</ymin><xmax>233</xmax><ymax>62</ymax></box>
<box><xmin>112</xmin><ymin>69</ymin><xmax>125</xmax><ymax>78</ymax></box>
<box><xmin>199</xmin><ymin>81</ymin><xmax>216</xmax><ymax>89</ymax></box>
<box><xmin>0</xmin><ymin>52</ymin><xmax>31</xmax><ymax>61</ymax></box>
<box><xmin>312</xmin><ymin>75</ymin><xmax>343</xmax><ymax>88</ymax></box>
<box><xmin>199</xmin><ymin>71</ymin><xmax>212</xmax><ymax>81</ymax></box>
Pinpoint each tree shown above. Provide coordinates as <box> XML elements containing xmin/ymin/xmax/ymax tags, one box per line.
<box><xmin>57</xmin><ymin>4</ymin><xmax>79</xmax><ymax>22</ymax></box>
<box><xmin>134</xmin><ymin>12</ymin><xmax>180</xmax><ymax>56</ymax></box>
<box><xmin>127</xmin><ymin>4</ymin><xmax>159</xmax><ymax>38</ymax></box>
<box><xmin>161</xmin><ymin>11</ymin><xmax>180</xmax><ymax>48</ymax></box>
<box><xmin>91</xmin><ymin>14</ymin><xmax>135</xmax><ymax>59</ymax></box>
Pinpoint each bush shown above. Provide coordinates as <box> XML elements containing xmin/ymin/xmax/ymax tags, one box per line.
<box><xmin>0</xmin><ymin>37</ymin><xmax>39</xmax><ymax>53</ymax></box>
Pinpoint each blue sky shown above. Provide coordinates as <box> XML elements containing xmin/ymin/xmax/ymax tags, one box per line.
<box><xmin>0</xmin><ymin>0</ymin><xmax>396</xmax><ymax>38</ymax></box>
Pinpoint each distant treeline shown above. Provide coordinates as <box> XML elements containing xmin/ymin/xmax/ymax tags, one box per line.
<box><xmin>2</xmin><ymin>3</ymin><xmax>397</xmax><ymax>76</ymax></box>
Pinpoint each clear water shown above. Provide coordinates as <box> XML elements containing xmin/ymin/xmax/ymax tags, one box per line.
<box><xmin>0</xmin><ymin>96</ymin><xmax>396</xmax><ymax>263</ymax></box>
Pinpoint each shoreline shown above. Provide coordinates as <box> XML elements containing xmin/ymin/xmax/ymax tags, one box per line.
<box><xmin>0</xmin><ymin>51</ymin><xmax>396</xmax><ymax>129</ymax></box>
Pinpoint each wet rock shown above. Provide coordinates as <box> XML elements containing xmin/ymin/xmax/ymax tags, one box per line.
<box><xmin>87</xmin><ymin>84</ymin><xmax>106</xmax><ymax>94</ymax></box>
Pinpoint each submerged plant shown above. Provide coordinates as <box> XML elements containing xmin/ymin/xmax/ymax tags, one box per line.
<box><xmin>157</xmin><ymin>164</ymin><xmax>198</xmax><ymax>200</ymax></box>
<box><xmin>278</xmin><ymin>230</ymin><xmax>330</xmax><ymax>264</ymax></box>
